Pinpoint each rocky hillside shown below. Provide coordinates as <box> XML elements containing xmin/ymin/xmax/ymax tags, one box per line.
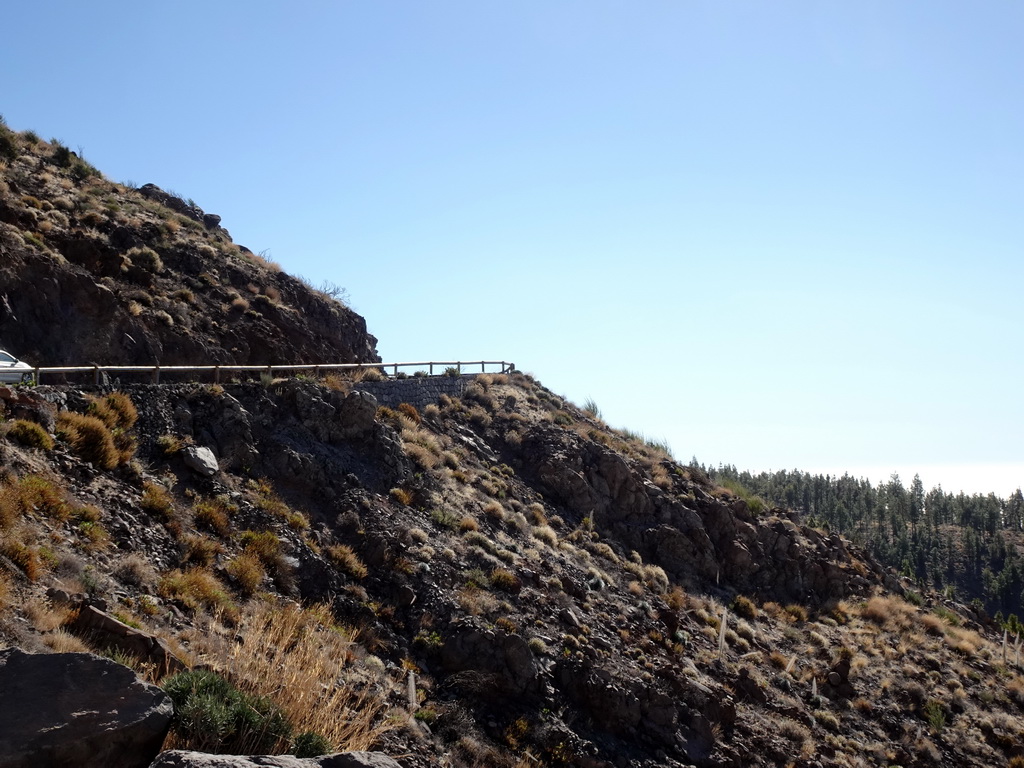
<box><xmin>0</xmin><ymin>121</ymin><xmax>377</xmax><ymax>367</ymax></box>
<box><xmin>1</xmin><ymin>118</ymin><xmax>1024</xmax><ymax>768</ymax></box>
<box><xmin>2</xmin><ymin>372</ymin><xmax>1023</xmax><ymax>768</ymax></box>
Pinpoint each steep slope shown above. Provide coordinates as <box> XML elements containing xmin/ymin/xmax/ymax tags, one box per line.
<box><xmin>0</xmin><ymin>122</ymin><xmax>377</xmax><ymax>367</ymax></box>
<box><xmin>2</xmin><ymin>374</ymin><xmax>1023</xmax><ymax>768</ymax></box>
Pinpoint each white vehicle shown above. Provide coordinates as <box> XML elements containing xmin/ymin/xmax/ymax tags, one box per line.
<box><xmin>0</xmin><ymin>350</ymin><xmax>34</xmax><ymax>383</ymax></box>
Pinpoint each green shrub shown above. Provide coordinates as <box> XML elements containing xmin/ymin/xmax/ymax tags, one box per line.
<box><xmin>162</xmin><ymin>669</ymin><xmax>291</xmax><ymax>753</ymax></box>
<box><xmin>0</xmin><ymin>126</ymin><xmax>16</xmax><ymax>162</ymax></box>
<box><xmin>292</xmin><ymin>731</ymin><xmax>333</xmax><ymax>758</ymax></box>
<box><xmin>51</xmin><ymin>140</ymin><xmax>73</xmax><ymax>167</ymax></box>
<box><xmin>6</xmin><ymin>420</ymin><xmax>54</xmax><ymax>451</ymax></box>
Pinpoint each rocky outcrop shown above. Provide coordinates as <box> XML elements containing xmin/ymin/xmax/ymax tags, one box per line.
<box><xmin>0</xmin><ymin>385</ymin><xmax>56</xmax><ymax>430</ymax></box>
<box><xmin>521</xmin><ymin>424</ymin><xmax>875</xmax><ymax>604</ymax></box>
<box><xmin>0</xmin><ymin>160</ymin><xmax>380</xmax><ymax>369</ymax></box>
<box><xmin>67</xmin><ymin>599</ymin><xmax>186</xmax><ymax>675</ymax></box>
<box><xmin>0</xmin><ymin>648</ymin><xmax>172</xmax><ymax>768</ymax></box>
<box><xmin>148</xmin><ymin>752</ymin><xmax>402</xmax><ymax>768</ymax></box>
<box><xmin>440</xmin><ymin>620</ymin><xmax>542</xmax><ymax>696</ymax></box>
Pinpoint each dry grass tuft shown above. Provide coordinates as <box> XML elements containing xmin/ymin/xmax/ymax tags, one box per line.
<box><xmin>194</xmin><ymin>496</ymin><xmax>236</xmax><ymax>538</ymax></box>
<box><xmin>858</xmin><ymin>594</ymin><xmax>916</xmax><ymax>631</ymax></box>
<box><xmin>57</xmin><ymin>411</ymin><xmax>119</xmax><ymax>469</ymax></box>
<box><xmin>195</xmin><ymin>600</ymin><xmax>396</xmax><ymax>752</ymax></box>
<box><xmin>4</xmin><ymin>419</ymin><xmax>54</xmax><ymax>451</ymax></box>
<box><xmin>0</xmin><ymin>474</ymin><xmax>70</xmax><ymax>527</ymax></box>
<box><xmin>226</xmin><ymin>553</ymin><xmax>265</xmax><ymax>597</ymax></box>
<box><xmin>327</xmin><ymin>544</ymin><xmax>368</xmax><ymax>580</ymax></box>
<box><xmin>158</xmin><ymin>567</ymin><xmax>237</xmax><ymax>619</ymax></box>
<box><xmin>43</xmin><ymin>628</ymin><xmax>93</xmax><ymax>653</ymax></box>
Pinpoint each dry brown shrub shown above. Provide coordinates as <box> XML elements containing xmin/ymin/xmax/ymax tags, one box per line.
<box><xmin>114</xmin><ymin>553</ymin><xmax>158</xmax><ymax>589</ymax></box>
<box><xmin>226</xmin><ymin>553</ymin><xmax>265</xmax><ymax>597</ymax></box>
<box><xmin>26</xmin><ymin>597</ymin><xmax>77</xmax><ymax>631</ymax></box>
<box><xmin>5</xmin><ymin>420</ymin><xmax>54</xmax><ymax>451</ymax></box>
<box><xmin>483</xmin><ymin>501</ymin><xmax>505</xmax><ymax>522</ymax></box>
<box><xmin>43</xmin><ymin>629</ymin><xmax>92</xmax><ymax>653</ymax></box>
<box><xmin>920</xmin><ymin>613</ymin><xmax>946</xmax><ymax>636</ymax></box>
<box><xmin>57</xmin><ymin>411</ymin><xmax>118</xmax><ymax>469</ymax></box>
<box><xmin>0</xmin><ymin>536</ymin><xmax>42</xmax><ymax>580</ymax></box>
<box><xmin>859</xmin><ymin>594</ymin><xmax>918</xmax><ymax>632</ymax></box>
<box><xmin>526</xmin><ymin>503</ymin><xmax>547</xmax><ymax>526</ymax></box>
<box><xmin>457</xmin><ymin>587</ymin><xmax>499</xmax><ymax>616</ymax></box>
<box><xmin>197</xmin><ymin>600</ymin><xmax>395</xmax><ymax>751</ymax></box>
<box><xmin>158</xmin><ymin>567</ymin><xmax>236</xmax><ymax>620</ymax></box>
<box><xmin>404</xmin><ymin>442</ymin><xmax>439</xmax><ymax>471</ymax></box>
<box><xmin>459</xmin><ymin>516</ymin><xmax>479</xmax><ymax>533</ymax></box>
<box><xmin>397</xmin><ymin>402</ymin><xmax>421</xmax><ymax>424</ymax></box>
<box><xmin>532</xmin><ymin>525</ymin><xmax>558</xmax><ymax>547</ymax></box>
<box><xmin>141</xmin><ymin>481</ymin><xmax>174</xmax><ymax>515</ymax></box>
<box><xmin>0</xmin><ymin>474</ymin><xmax>70</xmax><ymax>527</ymax></box>
<box><xmin>327</xmin><ymin>545</ymin><xmax>368</xmax><ymax>580</ymax></box>
<box><xmin>194</xmin><ymin>496</ymin><xmax>235</xmax><ymax>538</ymax></box>
<box><xmin>389</xmin><ymin>487</ymin><xmax>413</xmax><ymax>506</ymax></box>
<box><xmin>322</xmin><ymin>373</ymin><xmax>350</xmax><ymax>393</ymax></box>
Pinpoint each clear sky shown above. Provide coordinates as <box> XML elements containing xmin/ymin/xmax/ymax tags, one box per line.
<box><xmin>2</xmin><ymin>2</ymin><xmax>1022</xmax><ymax>496</ymax></box>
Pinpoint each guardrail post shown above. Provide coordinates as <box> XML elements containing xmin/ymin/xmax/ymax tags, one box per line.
<box><xmin>93</xmin><ymin>366</ymin><xmax>100</xmax><ymax>386</ymax></box>
<box><xmin>214</xmin><ymin>366</ymin><xmax>220</xmax><ymax>384</ymax></box>
<box><xmin>152</xmin><ymin>365</ymin><xmax>160</xmax><ymax>385</ymax></box>
<box><xmin>34</xmin><ymin>368</ymin><xmax>40</xmax><ymax>385</ymax></box>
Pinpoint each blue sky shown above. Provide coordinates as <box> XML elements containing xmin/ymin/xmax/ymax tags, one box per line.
<box><xmin>2</xmin><ymin>2</ymin><xmax>1022</xmax><ymax>495</ymax></box>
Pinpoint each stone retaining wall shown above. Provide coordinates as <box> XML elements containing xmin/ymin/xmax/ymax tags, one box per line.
<box><xmin>356</xmin><ymin>376</ymin><xmax>468</xmax><ymax>410</ymax></box>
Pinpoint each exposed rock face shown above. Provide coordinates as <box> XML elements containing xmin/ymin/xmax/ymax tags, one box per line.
<box><xmin>148</xmin><ymin>752</ymin><xmax>403</xmax><ymax>768</ymax></box>
<box><xmin>0</xmin><ymin>168</ymin><xmax>379</xmax><ymax>368</ymax></box>
<box><xmin>0</xmin><ymin>385</ymin><xmax>56</xmax><ymax>430</ymax></box>
<box><xmin>522</xmin><ymin>424</ymin><xmax>871</xmax><ymax>604</ymax></box>
<box><xmin>0</xmin><ymin>648</ymin><xmax>172</xmax><ymax>768</ymax></box>
<box><xmin>70</xmin><ymin>602</ymin><xmax>187</xmax><ymax>675</ymax></box>
<box><xmin>440</xmin><ymin>620</ymin><xmax>542</xmax><ymax>696</ymax></box>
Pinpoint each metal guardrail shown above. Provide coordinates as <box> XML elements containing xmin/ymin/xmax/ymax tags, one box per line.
<box><xmin>29</xmin><ymin>360</ymin><xmax>516</xmax><ymax>385</ymax></box>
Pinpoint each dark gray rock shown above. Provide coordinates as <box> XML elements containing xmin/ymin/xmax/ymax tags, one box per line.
<box><xmin>0</xmin><ymin>648</ymin><xmax>172</xmax><ymax>768</ymax></box>
<box><xmin>148</xmin><ymin>750</ymin><xmax>402</xmax><ymax>768</ymax></box>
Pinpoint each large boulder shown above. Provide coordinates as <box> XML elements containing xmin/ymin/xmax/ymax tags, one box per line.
<box><xmin>148</xmin><ymin>751</ymin><xmax>402</xmax><ymax>768</ymax></box>
<box><xmin>0</xmin><ymin>648</ymin><xmax>172</xmax><ymax>768</ymax></box>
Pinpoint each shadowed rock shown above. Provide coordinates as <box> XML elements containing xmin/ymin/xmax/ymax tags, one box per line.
<box><xmin>148</xmin><ymin>751</ymin><xmax>402</xmax><ymax>768</ymax></box>
<box><xmin>0</xmin><ymin>648</ymin><xmax>172</xmax><ymax>768</ymax></box>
